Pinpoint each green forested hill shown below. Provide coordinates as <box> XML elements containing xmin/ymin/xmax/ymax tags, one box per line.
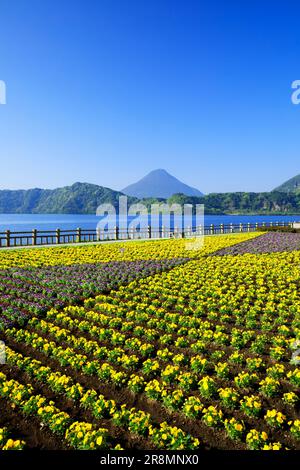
<box><xmin>273</xmin><ymin>174</ymin><xmax>300</xmax><ymax>193</ymax></box>
<box><xmin>0</xmin><ymin>182</ymin><xmax>137</xmax><ymax>214</ymax></box>
<box><xmin>167</xmin><ymin>191</ymin><xmax>300</xmax><ymax>214</ymax></box>
<box><xmin>0</xmin><ymin>183</ymin><xmax>300</xmax><ymax>214</ymax></box>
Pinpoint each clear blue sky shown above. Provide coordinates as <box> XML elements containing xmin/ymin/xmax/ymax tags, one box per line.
<box><xmin>0</xmin><ymin>0</ymin><xmax>300</xmax><ymax>193</ymax></box>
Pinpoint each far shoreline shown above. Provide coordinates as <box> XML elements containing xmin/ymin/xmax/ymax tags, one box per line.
<box><xmin>0</xmin><ymin>212</ymin><xmax>300</xmax><ymax>216</ymax></box>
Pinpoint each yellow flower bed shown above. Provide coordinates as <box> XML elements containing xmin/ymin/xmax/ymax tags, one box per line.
<box><xmin>0</xmin><ymin>232</ymin><xmax>258</xmax><ymax>268</ymax></box>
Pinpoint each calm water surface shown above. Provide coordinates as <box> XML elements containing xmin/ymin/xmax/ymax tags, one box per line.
<box><xmin>0</xmin><ymin>214</ymin><xmax>299</xmax><ymax>233</ymax></box>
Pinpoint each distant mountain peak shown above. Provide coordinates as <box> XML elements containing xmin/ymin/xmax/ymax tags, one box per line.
<box><xmin>148</xmin><ymin>168</ymin><xmax>168</xmax><ymax>175</ymax></box>
<box><xmin>121</xmin><ymin>169</ymin><xmax>203</xmax><ymax>199</ymax></box>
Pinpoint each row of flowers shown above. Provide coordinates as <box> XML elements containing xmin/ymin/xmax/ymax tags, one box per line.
<box><xmin>26</xmin><ymin>247</ymin><xmax>299</xmax><ymax>449</ymax></box>
<box><xmin>212</xmin><ymin>232</ymin><xmax>300</xmax><ymax>255</ymax></box>
<box><xmin>22</xmin><ymin>317</ymin><xmax>270</xmax><ymax>390</ymax></box>
<box><xmin>0</xmin><ymin>370</ymin><xmax>117</xmax><ymax>450</ymax></box>
<box><xmin>0</xmin><ymin>258</ymin><xmax>187</xmax><ymax>329</ymax></box>
<box><xmin>5</xmin><ymin>323</ymin><xmax>300</xmax><ymax>449</ymax></box>
<box><xmin>4</xmin><ymin>340</ymin><xmax>290</xmax><ymax>450</ymax></box>
<box><xmin>45</xmin><ymin>304</ymin><xmax>299</xmax><ymax>380</ymax></box>
<box><xmin>1</xmin><ymin>231</ymin><xmax>299</xmax><ymax>450</ymax></box>
<box><xmin>0</xmin><ymin>427</ymin><xmax>26</xmax><ymax>450</ymax></box>
<box><xmin>17</xmin><ymin>314</ymin><xmax>300</xmax><ymax>421</ymax></box>
<box><xmin>0</xmin><ymin>233</ymin><xmax>257</xmax><ymax>331</ymax></box>
<box><xmin>99</xmin><ymin>254</ymin><xmax>300</xmax><ymax>334</ymax></box>
<box><xmin>5</xmin><ymin>345</ymin><xmax>199</xmax><ymax>450</ymax></box>
<box><xmin>6</xmin><ymin>318</ymin><xmax>300</xmax><ymax>392</ymax></box>
<box><xmin>38</xmin><ymin>310</ymin><xmax>300</xmax><ymax>408</ymax></box>
<box><xmin>0</xmin><ymin>233</ymin><xmax>257</xmax><ymax>269</ymax></box>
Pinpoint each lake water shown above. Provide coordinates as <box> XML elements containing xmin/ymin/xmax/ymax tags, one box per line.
<box><xmin>0</xmin><ymin>213</ymin><xmax>299</xmax><ymax>233</ymax></box>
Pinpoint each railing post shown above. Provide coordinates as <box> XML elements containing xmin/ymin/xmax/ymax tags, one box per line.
<box><xmin>32</xmin><ymin>229</ymin><xmax>37</xmax><ymax>246</ymax></box>
<box><xmin>114</xmin><ymin>226</ymin><xmax>119</xmax><ymax>240</ymax></box>
<box><xmin>77</xmin><ymin>227</ymin><xmax>81</xmax><ymax>243</ymax></box>
<box><xmin>255</xmin><ymin>222</ymin><xmax>258</xmax><ymax>231</ymax></box>
<box><xmin>230</xmin><ymin>223</ymin><xmax>233</xmax><ymax>233</ymax></box>
<box><xmin>162</xmin><ymin>225</ymin><xmax>166</xmax><ymax>238</ymax></box>
<box><xmin>247</xmin><ymin>223</ymin><xmax>250</xmax><ymax>232</ymax></box>
<box><xmin>220</xmin><ymin>223</ymin><xmax>224</xmax><ymax>234</ymax></box>
<box><xmin>56</xmin><ymin>228</ymin><xmax>60</xmax><ymax>244</ymax></box>
<box><xmin>270</xmin><ymin>222</ymin><xmax>273</xmax><ymax>227</ymax></box>
<box><xmin>148</xmin><ymin>225</ymin><xmax>151</xmax><ymax>239</ymax></box>
<box><xmin>6</xmin><ymin>230</ymin><xmax>10</xmax><ymax>247</ymax></box>
<box><xmin>239</xmin><ymin>223</ymin><xmax>243</xmax><ymax>233</ymax></box>
<box><xmin>210</xmin><ymin>224</ymin><xmax>214</xmax><ymax>235</ymax></box>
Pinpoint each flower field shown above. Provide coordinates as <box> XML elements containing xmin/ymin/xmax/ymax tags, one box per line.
<box><xmin>0</xmin><ymin>234</ymin><xmax>257</xmax><ymax>330</ymax></box>
<box><xmin>0</xmin><ymin>233</ymin><xmax>258</xmax><ymax>269</ymax></box>
<box><xmin>0</xmin><ymin>259</ymin><xmax>188</xmax><ymax>329</ymax></box>
<box><xmin>1</xmin><ymin>232</ymin><xmax>299</xmax><ymax>450</ymax></box>
<box><xmin>213</xmin><ymin>232</ymin><xmax>300</xmax><ymax>256</ymax></box>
